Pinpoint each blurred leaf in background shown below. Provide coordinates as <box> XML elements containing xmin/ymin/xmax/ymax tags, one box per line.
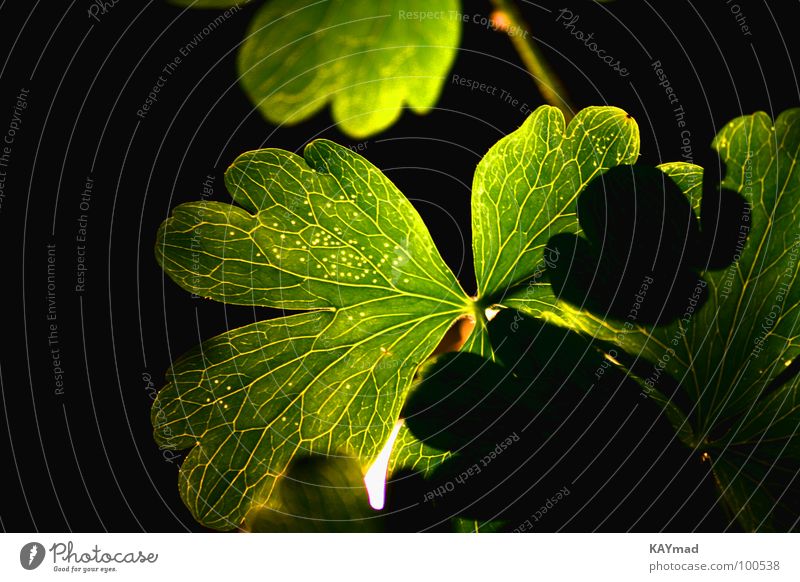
<box><xmin>173</xmin><ymin>0</ymin><xmax>462</xmax><ymax>137</ymax></box>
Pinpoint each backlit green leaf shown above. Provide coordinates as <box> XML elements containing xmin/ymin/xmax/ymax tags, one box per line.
<box><xmin>154</xmin><ymin>140</ymin><xmax>469</xmax><ymax>529</ymax></box>
<box><xmin>472</xmin><ymin>105</ymin><xmax>640</xmax><ymax>309</ymax></box>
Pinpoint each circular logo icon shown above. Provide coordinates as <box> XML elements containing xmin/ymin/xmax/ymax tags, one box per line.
<box><xmin>20</xmin><ymin>542</ymin><xmax>46</xmax><ymax>570</ymax></box>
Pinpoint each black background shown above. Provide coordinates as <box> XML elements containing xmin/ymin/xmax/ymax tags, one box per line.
<box><xmin>0</xmin><ymin>0</ymin><xmax>798</xmax><ymax>532</ymax></box>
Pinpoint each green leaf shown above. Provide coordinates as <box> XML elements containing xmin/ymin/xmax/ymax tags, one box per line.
<box><xmin>237</xmin><ymin>0</ymin><xmax>461</xmax><ymax>138</ymax></box>
<box><xmin>539</xmin><ymin>109</ymin><xmax>800</xmax><ymax>531</ymax></box>
<box><xmin>472</xmin><ymin>105</ymin><xmax>640</xmax><ymax>308</ymax></box>
<box><xmin>154</xmin><ymin>140</ymin><xmax>469</xmax><ymax>529</ymax></box>
<box><xmin>245</xmin><ymin>455</ymin><xmax>381</xmax><ymax>532</ymax></box>
<box><xmin>157</xmin><ymin>141</ymin><xmax>465</xmax><ymax>309</ymax></box>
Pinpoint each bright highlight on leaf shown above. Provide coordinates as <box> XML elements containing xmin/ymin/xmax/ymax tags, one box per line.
<box><xmin>363</xmin><ymin>420</ymin><xmax>403</xmax><ymax>510</ymax></box>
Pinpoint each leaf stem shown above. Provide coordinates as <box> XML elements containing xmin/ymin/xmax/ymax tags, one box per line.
<box><xmin>489</xmin><ymin>0</ymin><xmax>574</xmax><ymax>122</ymax></box>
